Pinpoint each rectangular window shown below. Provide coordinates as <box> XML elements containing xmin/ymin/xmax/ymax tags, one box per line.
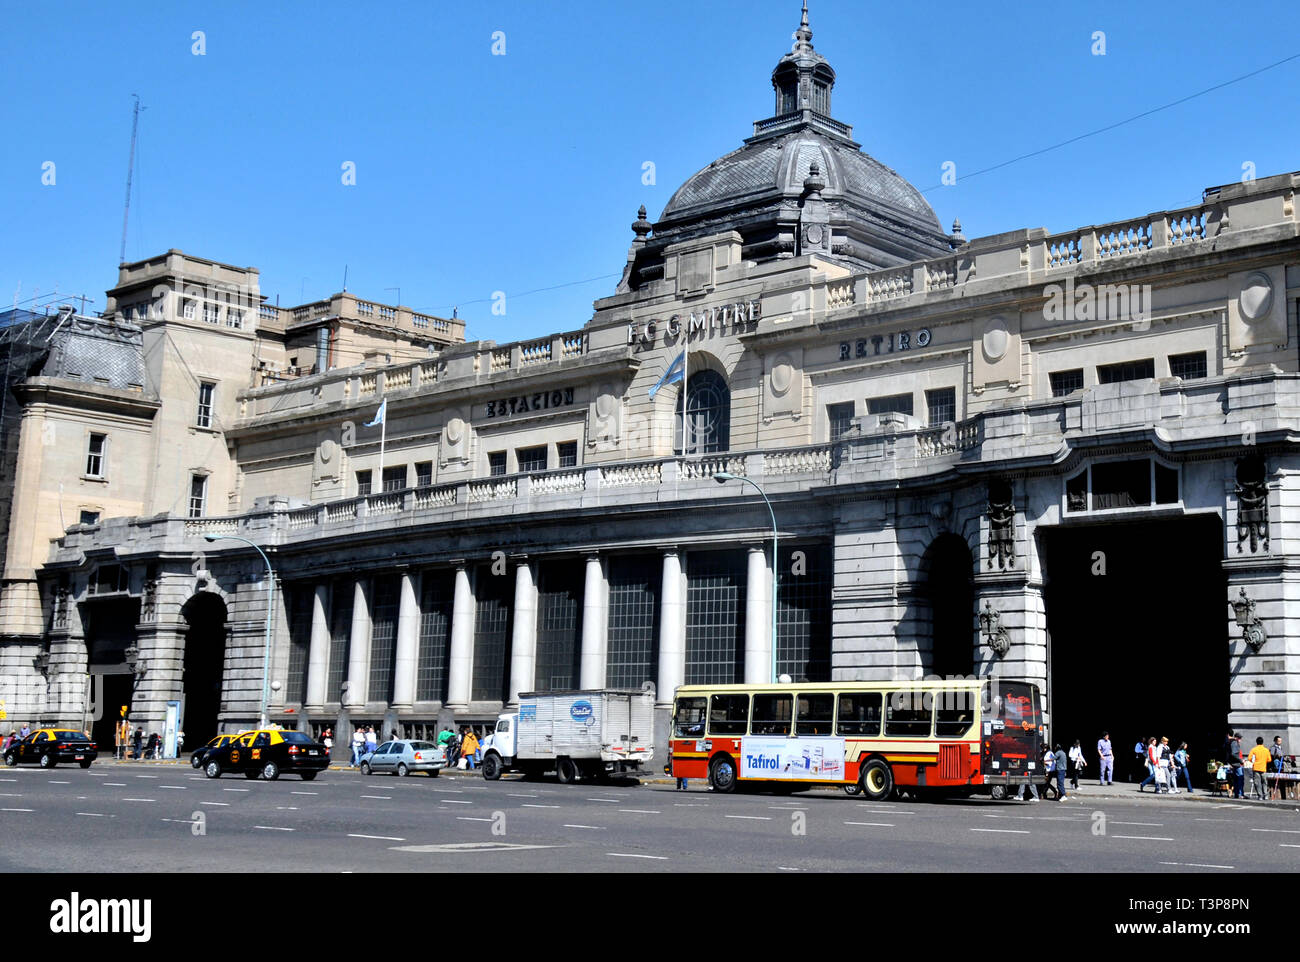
<box><xmin>1049</xmin><ymin>369</ymin><xmax>1084</xmax><ymax>397</ymax></box>
<box><xmin>368</xmin><ymin>576</ymin><xmax>401</xmax><ymax>703</ymax></box>
<box><xmin>605</xmin><ymin>555</ymin><xmax>659</xmax><ymax>689</ymax></box>
<box><xmin>884</xmin><ymin>690</ymin><xmax>932</xmax><ymax>737</ymax></box>
<box><xmin>79</xmin><ymin>510</ymin><xmax>100</xmax><ymax>526</ymax></box>
<box><xmin>285</xmin><ymin>585</ymin><xmax>313</xmax><ymax>704</ymax></box>
<box><xmin>777</xmin><ymin>545</ymin><xmax>831</xmax><ymax>683</ymax></box>
<box><xmin>1168</xmin><ymin>351</ymin><xmax>1207</xmax><ymax>380</ymax></box>
<box><xmin>867</xmin><ymin>393</ymin><xmax>913</xmax><ymax>417</ymax></box>
<box><xmin>1091</xmin><ymin>459</ymin><xmax>1151</xmax><ymax>509</ymax></box>
<box><xmin>934</xmin><ymin>689</ymin><xmax>977</xmax><ymax>737</ymax></box>
<box><xmin>827</xmin><ymin>402</ymin><xmax>854</xmax><ymax>440</ymax></box>
<box><xmin>327</xmin><ymin>580</ymin><xmax>354</xmax><ymax>702</ymax></box>
<box><xmin>534</xmin><ymin>563</ymin><xmax>583</xmax><ymax>692</ymax></box>
<box><xmin>488</xmin><ymin>452</ymin><xmax>506</xmax><ymax>477</ymax></box>
<box><xmin>414</xmin><ymin>461</ymin><xmax>433</xmax><ymax>488</ymax></box>
<box><xmin>557</xmin><ymin>441</ymin><xmax>578</xmax><ymax>468</ymax></box>
<box><xmin>795</xmin><ymin>693</ymin><xmax>834</xmax><ymax>735</ymax></box>
<box><xmin>356</xmin><ymin>470</ymin><xmax>372</xmax><ymax>496</ymax></box>
<box><xmin>471</xmin><ymin>565</ymin><xmax>513</xmax><ymax>702</ymax></box>
<box><xmin>416</xmin><ymin>571</ymin><xmax>454</xmax><ymax>702</ymax></box>
<box><xmin>925</xmin><ymin>387</ymin><xmax>955</xmax><ymax>426</ymax></box>
<box><xmin>197</xmin><ymin>383</ymin><xmax>215</xmax><ymax>428</ymax></box>
<box><xmin>1096</xmin><ymin>358</ymin><xmax>1155</xmax><ymax>384</ymax></box>
<box><xmin>836</xmin><ymin>692</ymin><xmax>882</xmax><ymax>736</ymax></box>
<box><xmin>751</xmin><ymin>693</ymin><xmax>793</xmax><ymax>735</ymax></box>
<box><xmin>203</xmin><ymin>304</ymin><xmax>220</xmax><ymax>325</ymax></box>
<box><xmin>382</xmin><ymin>465</ymin><xmax>406</xmax><ymax>492</ymax></box>
<box><xmin>86</xmin><ymin>433</ymin><xmax>107</xmax><ymax>477</ymax></box>
<box><xmin>674</xmin><ymin>697</ymin><xmax>707</xmax><ymax>737</ymax></box>
<box><xmin>226</xmin><ymin>308</ymin><xmax>243</xmax><ymax>329</ymax></box>
<box><xmin>188</xmin><ymin>475</ymin><xmax>207</xmax><ymax>518</ymax></box>
<box><xmin>685</xmin><ymin>551</ymin><xmax>746</xmax><ymax>686</ymax></box>
<box><xmin>182</xmin><ymin>300</ymin><xmax>196</xmax><ymax>320</ymax></box>
<box><xmin>517</xmin><ymin>445</ymin><xmax>547</xmax><ymax>473</ymax></box>
<box><xmin>708</xmin><ymin>693</ymin><xmax>749</xmax><ymax>736</ymax></box>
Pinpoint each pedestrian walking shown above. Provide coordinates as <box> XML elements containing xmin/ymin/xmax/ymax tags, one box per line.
<box><xmin>1158</xmin><ymin>737</ymin><xmax>1177</xmax><ymax>794</ymax></box>
<box><xmin>1247</xmin><ymin>737</ymin><xmax>1272</xmax><ymax>800</ymax></box>
<box><xmin>19</xmin><ymin>723</ymin><xmax>30</xmax><ymax>740</ymax></box>
<box><xmin>1040</xmin><ymin>746</ymin><xmax>1059</xmax><ymax>800</ymax></box>
<box><xmin>322</xmin><ymin>728</ymin><xmax>333</xmax><ymax>754</ymax></box>
<box><xmin>1133</xmin><ymin>736</ymin><xmax>1147</xmax><ymax>783</ymax></box>
<box><xmin>132</xmin><ymin>727</ymin><xmax>143</xmax><ymax>761</ymax></box>
<box><xmin>1225</xmin><ymin>732</ymin><xmax>1245</xmax><ymax>798</ymax></box>
<box><xmin>1017</xmin><ymin>777</ymin><xmax>1040</xmax><ymax>802</ymax></box>
<box><xmin>351</xmin><ymin>727</ymin><xmax>365</xmax><ymax>767</ymax></box>
<box><xmin>364</xmin><ymin>727</ymin><xmax>377</xmax><ymax>754</ymax></box>
<box><xmin>1068</xmin><ymin>740</ymin><xmax>1086</xmax><ymax>790</ymax></box>
<box><xmin>460</xmin><ymin>728</ymin><xmax>479</xmax><ymax>770</ymax></box>
<box><xmin>177</xmin><ymin>730</ymin><xmax>185</xmax><ymax>755</ymax></box>
<box><xmin>1138</xmin><ymin>737</ymin><xmax>1159</xmax><ymax>792</ymax></box>
<box><xmin>1</xmin><ymin>731</ymin><xmax>14</xmax><ymax>752</ymax></box>
<box><xmin>1053</xmin><ymin>744</ymin><xmax>1069</xmax><ymax>800</ymax></box>
<box><xmin>1173</xmin><ymin>742</ymin><xmax>1192</xmax><ymax>793</ymax></box>
<box><xmin>1096</xmin><ymin>731</ymin><xmax>1114</xmax><ymax>786</ymax></box>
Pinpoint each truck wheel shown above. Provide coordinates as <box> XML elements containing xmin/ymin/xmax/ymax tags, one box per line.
<box><xmin>557</xmin><ymin>758</ymin><xmax>578</xmax><ymax>784</ymax></box>
<box><xmin>708</xmin><ymin>755</ymin><xmax>737</xmax><ymax>794</ymax></box>
<box><xmin>860</xmin><ymin>758</ymin><xmax>893</xmax><ymax>801</ymax></box>
<box><xmin>482</xmin><ymin>754</ymin><xmax>502</xmax><ymax>781</ymax></box>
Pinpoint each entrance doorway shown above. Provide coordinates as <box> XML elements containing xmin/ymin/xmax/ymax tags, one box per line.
<box><xmin>1041</xmin><ymin>515</ymin><xmax>1228</xmax><ymax>782</ymax></box>
<box><xmin>922</xmin><ymin>534</ymin><xmax>975</xmax><ymax>678</ymax></box>
<box><xmin>90</xmin><ymin>672</ymin><xmax>135</xmax><ymax>757</ymax></box>
<box><xmin>182</xmin><ymin>593</ymin><xmax>228</xmax><ymax>745</ymax></box>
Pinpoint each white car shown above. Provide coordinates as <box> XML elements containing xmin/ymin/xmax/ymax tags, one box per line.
<box><xmin>359</xmin><ymin>740</ymin><xmax>447</xmax><ymax>777</ymax></box>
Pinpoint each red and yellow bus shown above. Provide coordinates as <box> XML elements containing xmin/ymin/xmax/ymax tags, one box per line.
<box><xmin>669</xmin><ymin>679</ymin><xmax>1044</xmax><ymax>799</ymax></box>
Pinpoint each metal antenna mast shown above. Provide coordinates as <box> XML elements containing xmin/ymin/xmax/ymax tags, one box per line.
<box><xmin>119</xmin><ymin>95</ymin><xmax>143</xmax><ymax>266</ymax></box>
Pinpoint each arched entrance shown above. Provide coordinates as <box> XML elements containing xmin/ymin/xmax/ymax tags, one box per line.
<box><xmin>921</xmin><ymin>534</ymin><xmax>975</xmax><ymax>678</ymax></box>
<box><xmin>182</xmin><ymin>593</ymin><xmax>228</xmax><ymax>744</ymax></box>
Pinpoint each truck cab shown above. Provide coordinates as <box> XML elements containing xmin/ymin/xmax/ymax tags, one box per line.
<box><xmin>480</xmin><ymin>714</ymin><xmax>516</xmax><ymax>774</ymax></box>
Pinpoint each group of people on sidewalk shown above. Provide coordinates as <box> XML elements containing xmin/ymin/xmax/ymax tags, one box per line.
<box><xmin>1218</xmin><ymin>732</ymin><xmax>1286</xmax><ymax>800</ymax></box>
<box><xmin>1135</xmin><ymin>736</ymin><xmax>1193</xmax><ymax>794</ymax></box>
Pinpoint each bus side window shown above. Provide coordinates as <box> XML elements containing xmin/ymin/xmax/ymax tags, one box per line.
<box><xmin>836</xmin><ymin>692</ymin><xmax>882</xmax><ymax>736</ymax></box>
<box><xmin>708</xmin><ymin>694</ymin><xmax>749</xmax><ymax>736</ymax></box>
<box><xmin>796</xmin><ymin>693</ymin><xmax>834</xmax><ymax>735</ymax></box>
<box><xmin>751</xmin><ymin>694</ymin><xmax>792</xmax><ymax>735</ymax></box>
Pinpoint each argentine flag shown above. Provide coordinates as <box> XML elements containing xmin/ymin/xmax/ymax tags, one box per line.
<box><xmin>647</xmin><ymin>351</ymin><xmax>685</xmax><ymax>400</ymax></box>
<box><xmin>364</xmin><ymin>398</ymin><xmax>386</xmax><ymax>427</ymax></box>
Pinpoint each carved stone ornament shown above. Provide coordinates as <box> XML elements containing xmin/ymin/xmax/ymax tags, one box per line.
<box><xmin>987</xmin><ymin>480</ymin><xmax>1016</xmax><ymax>569</ymax></box>
<box><xmin>979</xmin><ymin>601</ymin><xmax>1011</xmax><ymax>656</ymax></box>
<box><xmin>1229</xmin><ymin>587</ymin><xmax>1268</xmax><ymax>653</ymax></box>
<box><xmin>1235</xmin><ymin>459</ymin><xmax>1268</xmax><ymax>553</ymax></box>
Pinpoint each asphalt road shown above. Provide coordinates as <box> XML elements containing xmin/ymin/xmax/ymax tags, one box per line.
<box><xmin>2</xmin><ymin>763</ymin><xmax>1298</xmax><ymax>873</ymax></box>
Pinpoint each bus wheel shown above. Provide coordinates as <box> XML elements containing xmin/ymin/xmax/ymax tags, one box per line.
<box><xmin>709</xmin><ymin>755</ymin><xmax>737</xmax><ymax>794</ymax></box>
<box><xmin>860</xmin><ymin>759</ymin><xmax>893</xmax><ymax>801</ymax></box>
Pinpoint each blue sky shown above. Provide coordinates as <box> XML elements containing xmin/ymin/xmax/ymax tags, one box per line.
<box><xmin>2</xmin><ymin>1</ymin><xmax>1297</xmax><ymax>345</ymax></box>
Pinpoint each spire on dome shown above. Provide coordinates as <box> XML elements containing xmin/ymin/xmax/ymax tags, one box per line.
<box><xmin>795</xmin><ymin>1</ymin><xmax>812</xmax><ymax>48</ymax></box>
<box><xmin>751</xmin><ymin>3</ymin><xmax>850</xmax><ymax>144</ymax></box>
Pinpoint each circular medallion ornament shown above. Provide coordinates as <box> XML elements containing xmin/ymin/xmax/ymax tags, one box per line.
<box><xmin>806</xmin><ymin>224</ymin><xmax>824</xmax><ymax>245</ymax></box>
<box><xmin>318</xmin><ymin>439</ymin><xmax>336</xmax><ymax>464</ymax></box>
<box><xmin>595</xmin><ymin>390</ymin><xmax>615</xmax><ymax>420</ymax></box>
<box><xmin>770</xmin><ymin>356</ymin><xmax>794</xmax><ymax>396</ymax></box>
<box><xmin>445</xmin><ymin>418</ymin><xmax>465</xmax><ymax>445</ymax></box>
<box><xmin>1239</xmin><ymin>273</ymin><xmax>1273</xmax><ymax>322</ymax></box>
<box><xmin>982</xmin><ymin>317</ymin><xmax>1010</xmax><ymax>362</ymax></box>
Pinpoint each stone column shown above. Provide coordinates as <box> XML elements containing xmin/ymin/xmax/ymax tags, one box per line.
<box><xmin>744</xmin><ymin>544</ymin><xmax>772</xmax><ymax>684</ymax></box>
<box><xmin>304</xmin><ymin>584</ymin><xmax>330</xmax><ymax>711</ymax></box>
<box><xmin>508</xmin><ymin>560</ymin><xmax>537</xmax><ymax>706</ymax></box>
<box><xmin>579</xmin><ymin>554</ymin><xmax>608</xmax><ymax>689</ymax></box>
<box><xmin>344</xmin><ymin>579</ymin><xmax>370</xmax><ymax>710</ymax></box>
<box><xmin>392</xmin><ymin>571</ymin><xmax>420</xmax><ymax>710</ymax></box>
<box><xmin>445</xmin><ymin>564</ymin><xmax>473</xmax><ymax>710</ymax></box>
<box><xmin>656</xmin><ymin>549</ymin><xmax>685</xmax><ymax>707</ymax></box>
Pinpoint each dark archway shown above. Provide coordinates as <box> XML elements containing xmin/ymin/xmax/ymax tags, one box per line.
<box><xmin>921</xmin><ymin>534</ymin><xmax>975</xmax><ymax>678</ymax></box>
<box><xmin>1041</xmin><ymin>515</ymin><xmax>1228</xmax><ymax>783</ymax></box>
<box><xmin>181</xmin><ymin>593</ymin><xmax>228</xmax><ymax>744</ymax></box>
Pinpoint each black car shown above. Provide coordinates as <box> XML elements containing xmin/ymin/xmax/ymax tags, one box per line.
<box><xmin>3</xmin><ymin>729</ymin><xmax>98</xmax><ymax>769</ymax></box>
<box><xmin>202</xmin><ymin>729</ymin><xmax>329</xmax><ymax>780</ymax></box>
<box><xmin>190</xmin><ymin>732</ymin><xmax>249</xmax><ymax>769</ymax></box>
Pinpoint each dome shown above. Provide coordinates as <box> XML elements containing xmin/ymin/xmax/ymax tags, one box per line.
<box><xmin>659</xmin><ymin>128</ymin><xmax>941</xmax><ymax>232</ymax></box>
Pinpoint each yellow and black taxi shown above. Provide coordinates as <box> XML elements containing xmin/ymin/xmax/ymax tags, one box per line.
<box><xmin>3</xmin><ymin>729</ymin><xmax>98</xmax><ymax>769</ymax></box>
<box><xmin>202</xmin><ymin>728</ymin><xmax>329</xmax><ymax>781</ymax></box>
<box><xmin>190</xmin><ymin>732</ymin><xmax>249</xmax><ymax>769</ymax></box>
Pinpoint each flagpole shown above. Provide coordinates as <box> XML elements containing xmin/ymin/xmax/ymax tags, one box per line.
<box><xmin>379</xmin><ymin>405</ymin><xmax>386</xmax><ymax>487</ymax></box>
<box><xmin>681</xmin><ymin>324</ymin><xmax>689</xmax><ymax>455</ymax></box>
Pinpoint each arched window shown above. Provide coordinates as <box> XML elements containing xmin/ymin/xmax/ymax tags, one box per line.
<box><xmin>676</xmin><ymin>369</ymin><xmax>730</xmax><ymax>455</ymax></box>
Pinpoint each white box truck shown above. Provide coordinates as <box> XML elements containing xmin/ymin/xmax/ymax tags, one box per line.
<box><xmin>480</xmin><ymin>685</ymin><xmax>656</xmax><ymax>783</ymax></box>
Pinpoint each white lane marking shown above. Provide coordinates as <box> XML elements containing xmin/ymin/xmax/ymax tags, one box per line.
<box><xmin>618</xmin><ymin>809</ymin><xmax>660</xmax><ymax>814</ymax></box>
<box><xmin>456</xmin><ymin>817</ymin><xmax>494</xmax><ymax>822</ymax></box>
<box><xmin>254</xmin><ymin>825</ymin><xmax>294</xmax><ymax>832</ymax></box>
<box><xmin>673</xmin><ymin>803</ymin><xmax>709</xmax><ymax>807</ymax></box>
<box><xmin>291</xmin><ymin>792</ymin><xmax>318</xmax><ymax>796</ymax></box>
<box><xmin>0</xmin><ymin>779</ymin><xmax>16</xmax><ymax>783</ymax></box>
<box><xmin>87</xmin><ymin>773</ymin><xmax>109</xmax><ymax>776</ymax></box>
<box><xmin>121</xmin><ymin>797</ymin><xmax>155</xmax><ymax>802</ymax></box>
<box><xmin>199</xmin><ymin>801</ymin><xmax>229</xmax><ymax>807</ymax></box>
<box><xmin>223</xmin><ymin>788</ymin><xmax>250</xmax><ymax>793</ymax></box>
<box><xmin>159</xmin><ymin>786</ymin><xmax>186</xmax><ymax>790</ymax></box>
<box><xmin>349</xmin><ymin>833</ymin><xmax>405</xmax><ymax>841</ymax></box>
<box><xmin>104</xmin><ymin>783</ymin><xmax>126</xmax><ymax>787</ymax></box>
<box><xmin>564</xmin><ymin>824</ymin><xmax>605</xmax><ymax>830</ymax></box>
<box><xmin>507</xmin><ymin>793</ymin><xmax>538</xmax><ymax>798</ymax></box>
<box><xmin>48</xmin><ymin>780</ymin><xmax>70</xmax><ymax>785</ymax></box>
<box><xmin>1</xmin><ymin>808</ymin><xmax>34</xmax><ymax>812</ymax></box>
<box><xmin>1159</xmin><ymin>861</ymin><xmax>1234</xmax><ymax>869</ymax></box>
<box><xmin>607</xmin><ymin>853</ymin><xmax>667</xmax><ymax>860</ymax></box>
<box><xmin>431</xmin><ymin>788</ymin><xmax>463</xmax><ymax>794</ymax></box>
<box><xmin>725</xmin><ymin>815</ymin><xmax>772</xmax><ymax>821</ymax></box>
<box><xmin>440</xmin><ymin>799</ymin><xmax>473</xmax><ymax>805</ymax></box>
<box><xmin>778</xmin><ymin>866</ymin><xmax>802</xmax><ymax>871</ymax></box>
<box><xmin>970</xmin><ymin>828</ymin><xmax>1030</xmax><ymax>834</ymax></box>
<box><xmin>1250</xmin><ymin>828</ymin><xmax>1300</xmax><ymax>834</ymax></box>
<box><xmin>1195</xmin><ymin>818</ymin><xmax>1232</xmax><ymax>822</ymax></box>
<box><xmin>585</xmin><ymin>798</ymin><xmax>621</xmax><ymax>803</ymax></box>
<box><xmin>1279</xmin><ymin>844</ymin><xmax>1300</xmax><ymax>849</ymax></box>
<box><xmin>161</xmin><ymin>818</ymin><xmax>201</xmax><ymax>825</ymax></box>
<box><xmin>1113</xmin><ymin>821</ymin><xmax>1164</xmax><ymax>826</ymax></box>
<box><xmin>0</xmin><ymin>793</ymin><xmax>22</xmax><ymax>797</ymax></box>
<box><xmin>76</xmin><ymin>812</ymin><xmax>108</xmax><ymax>817</ymax></box>
<box><xmin>135</xmin><ymin>775</ymin><xmax>159</xmax><ymax>779</ymax></box>
<box><xmin>275</xmin><ymin>807</ymin><xmax>299</xmax><ymax>811</ymax></box>
<box><xmin>360</xmin><ymin>795</ymin><xmax>392</xmax><ymax>800</ymax></box>
<box><xmin>1113</xmin><ymin>835</ymin><xmax>1175</xmax><ymax>841</ymax></box>
<box><xmin>522</xmin><ymin>804</ymin><xmax>560</xmax><ymax>809</ymax></box>
<box><xmin>845</xmin><ymin>821</ymin><xmax>894</xmax><ymax>827</ymax></box>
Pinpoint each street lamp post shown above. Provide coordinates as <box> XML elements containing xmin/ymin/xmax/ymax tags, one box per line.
<box><xmin>713</xmin><ymin>472</ymin><xmax>778</xmax><ymax>683</ymax></box>
<box><xmin>205</xmin><ymin>534</ymin><xmax>274</xmax><ymax>728</ymax></box>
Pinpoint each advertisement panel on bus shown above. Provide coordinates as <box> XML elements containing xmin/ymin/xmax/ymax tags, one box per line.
<box><xmin>739</xmin><ymin>737</ymin><xmax>846</xmax><ymax>781</ymax></box>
